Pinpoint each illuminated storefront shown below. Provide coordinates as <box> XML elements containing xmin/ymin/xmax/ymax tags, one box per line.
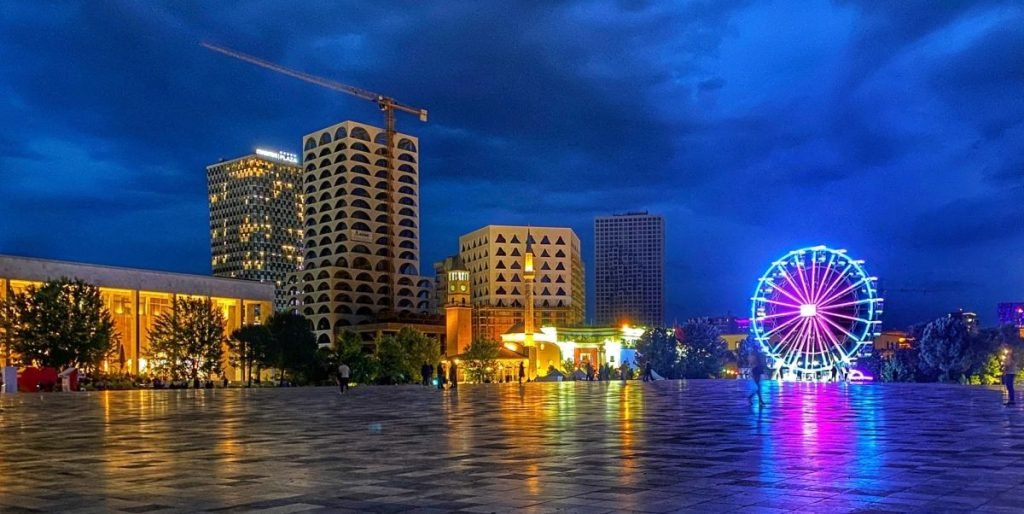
<box><xmin>0</xmin><ymin>255</ymin><xmax>273</xmax><ymax>378</ymax></box>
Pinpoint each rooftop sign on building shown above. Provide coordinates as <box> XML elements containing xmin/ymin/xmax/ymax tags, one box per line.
<box><xmin>255</xmin><ymin>148</ymin><xmax>299</xmax><ymax>164</ymax></box>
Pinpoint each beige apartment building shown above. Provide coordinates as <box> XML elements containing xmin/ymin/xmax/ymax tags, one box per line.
<box><xmin>288</xmin><ymin>120</ymin><xmax>432</xmax><ymax>346</ymax></box>
<box><xmin>455</xmin><ymin>225</ymin><xmax>584</xmax><ymax>342</ymax></box>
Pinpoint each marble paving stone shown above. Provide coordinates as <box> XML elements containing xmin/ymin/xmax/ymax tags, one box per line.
<box><xmin>2</xmin><ymin>380</ymin><xmax>1024</xmax><ymax>513</ymax></box>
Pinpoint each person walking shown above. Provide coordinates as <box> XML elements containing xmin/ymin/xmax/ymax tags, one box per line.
<box><xmin>337</xmin><ymin>362</ymin><xmax>351</xmax><ymax>394</ymax></box>
<box><xmin>449</xmin><ymin>361</ymin><xmax>458</xmax><ymax>390</ymax></box>
<box><xmin>643</xmin><ymin>361</ymin><xmax>653</xmax><ymax>382</ymax></box>
<box><xmin>519</xmin><ymin>361</ymin><xmax>525</xmax><ymax>385</ymax></box>
<box><xmin>437</xmin><ymin>362</ymin><xmax>446</xmax><ymax>390</ymax></box>
<box><xmin>620</xmin><ymin>362</ymin><xmax>630</xmax><ymax>385</ymax></box>
<box><xmin>747</xmin><ymin>353</ymin><xmax>766</xmax><ymax>406</ymax></box>
<box><xmin>1003</xmin><ymin>348</ymin><xmax>1016</xmax><ymax>406</ymax></box>
<box><xmin>421</xmin><ymin>362</ymin><xmax>433</xmax><ymax>387</ymax></box>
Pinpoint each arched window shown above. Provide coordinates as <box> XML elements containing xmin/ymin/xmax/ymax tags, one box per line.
<box><xmin>352</xmin><ymin>221</ymin><xmax>370</xmax><ymax>231</ymax></box>
<box><xmin>351</xmin><ymin>154</ymin><xmax>370</xmax><ymax>164</ymax></box>
<box><xmin>319</xmin><ymin>132</ymin><xmax>332</xmax><ymax>145</ymax></box>
<box><xmin>398</xmin><ymin>138</ymin><xmax>416</xmax><ymax>152</ymax></box>
<box><xmin>398</xmin><ymin>164</ymin><xmax>416</xmax><ymax>174</ymax></box>
<box><xmin>350</xmin><ymin>165</ymin><xmax>370</xmax><ymax>175</ymax></box>
<box><xmin>351</xmin><ymin>142</ymin><xmax>370</xmax><ymax>152</ymax></box>
<box><xmin>351</xmin><ymin>199</ymin><xmax>370</xmax><ymax>209</ymax></box>
<box><xmin>350</xmin><ymin>126</ymin><xmax>371</xmax><ymax>141</ymax></box>
<box><xmin>374</xmin><ymin>132</ymin><xmax>388</xmax><ymax>145</ymax></box>
<box><xmin>397</xmin><ymin>153</ymin><xmax>416</xmax><ymax>163</ymax></box>
<box><xmin>304</xmin><ymin>138</ymin><xmax>316</xmax><ymax>150</ymax></box>
<box><xmin>334</xmin><ymin>126</ymin><xmax>348</xmax><ymax>139</ymax></box>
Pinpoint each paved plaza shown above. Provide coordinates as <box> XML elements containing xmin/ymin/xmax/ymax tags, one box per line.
<box><xmin>1</xmin><ymin>381</ymin><xmax>1024</xmax><ymax>513</ymax></box>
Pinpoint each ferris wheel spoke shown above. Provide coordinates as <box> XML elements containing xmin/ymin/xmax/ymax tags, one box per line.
<box><xmin>777</xmin><ymin>268</ymin><xmax>811</xmax><ymax>304</ymax></box>
<box><xmin>810</xmin><ymin>252</ymin><xmax>837</xmax><ymax>304</ymax></box>
<box><xmin>756</xmin><ymin>296</ymin><xmax>803</xmax><ymax>310</ymax></box>
<box><xmin>814</xmin><ymin>317</ymin><xmax>846</xmax><ymax>360</ymax></box>
<box><xmin>777</xmin><ymin>318</ymin><xmax>808</xmax><ymax>354</ymax></box>
<box><xmin>762</xmin><ymin>313</ymin><xmax>805</xmax><ymax>339</ymax></box>
<box><xmin>819</xmin><ymin>309</ymin><xmax>874</xmax><ymax>327</ymax></box>
<box><xmin>818</xmin><ymin>314</ymin><xmax>864</xmax><ymax>344</ymax></box>
<box><xmin>818</xmin><ymin>298</ymin><xmax>878</xmax><ymax>310</ymax></box>
<box><xmin>794</xmin><ymin>256</ymin><xmax>815</xmax><ymax>305</ymax></box>
<box><xmin>812</xmin><ymin>261</ymin><xmax>852</xmax><ymax>305</ymax></box>
<box><xmin>763</xmin><ymin>278</ymin><xmax>806</xmax><ymax>306</ymax></box>
<box><xmin>756</xmin><ymin>311</ymin><xmax>802</xmax><ymax>321</ymax></box>
<box><xmin>818</xmin><ymin>276</ymin><xmax>870</xmax><ymax>309</ymax></box>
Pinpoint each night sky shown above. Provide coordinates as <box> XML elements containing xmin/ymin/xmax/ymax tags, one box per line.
<box><xmin>1</xmin><ymin>1</ymin><xmax>1021</xmax><ymax>328</ymax></box>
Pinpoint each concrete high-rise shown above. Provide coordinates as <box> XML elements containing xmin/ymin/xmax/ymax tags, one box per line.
<box><xmin>207</xmin><ymin>148</ymin><xmax>303</xmax><ymax>311</ymax></box>
<box><xmin>287</xmin><ymin>120</ymin><xmax>432</xmax><ymax>346</ymax></box>
<box><xmin>594</xmin><ymin>212</ymin><xmax>664</xmax><ymax>327</ymax></box>
<box><xmin>457</xmin><ymin>225</ymin><xmax>585</xmax><ymax>342</ymax></box>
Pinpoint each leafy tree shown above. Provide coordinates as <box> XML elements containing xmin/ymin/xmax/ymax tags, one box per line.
<box><xmin>148</xmin><ymin>297</ymin><xmax>225</xmax><ymax>382</ymax></box>
<box><xmin>396</xmin><ymin>327</ymin><xmax>440</xmax><ymax>383</ymax></box>
<box><xmin>635</xmin><ymin>328</ymin><xmax>679</xmax><ymax>379</ymax></box>
<box><xmin>676</xmin><ymin>321</ymin><xmax>728</xmax><ymax>378</ymax></box>
<box><xmin>736</xmin><ymin>335</ymin><xmax>763</xmax><ymax>367</ymax></box>
<box><xmin>374</xmin><ymin>332</ymin><xmax>409</xmax><ymax>384</ymax></box>
<box><xmin>461</xmin><ymin>339</ymin><xmax>500</xmax><ymax>383</ymax></box>
<box><xmin>265</xmin><ymin>312</ymin><xmax>318</xmax><ymax>384</ymax></box>
<box><xmin>229</xmin><ymin>324</ymin><xmax>272</xmax><ymax>387</ymax></box>
<box><xmin>880</xmin><ymin>349</ymin><xmax>917</xmax><ymax>382</ymax></box>
<box><xmin>334</xmin><ymin>330</ymin><xmax>377</xmax><ymax>384</ymax></box>
<box><xmin>918</xmin><ymin>316</ymin><xmax>971</xmax><ymax>382</ymax></box>
<box><xmin>11</xmin><ymin>278</ymin><xmax>118</xmax><ymax>370</ymax></box>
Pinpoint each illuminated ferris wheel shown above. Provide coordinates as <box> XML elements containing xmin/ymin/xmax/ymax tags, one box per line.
<box><xmin>751</xmin><ymin>245</ymin><xmax>883</xmax><ymax>375</ymax></box>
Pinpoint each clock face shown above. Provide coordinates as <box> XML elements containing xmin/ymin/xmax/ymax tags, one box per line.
<box><xmin>459</xmin><ymin>284</ymin><xmax>467</xmax><ymax>292</ymax></box>
<box><xmin>449</xmin><ymin>285</ymin><xmax>455</xmax><ymax>291</ymax></box>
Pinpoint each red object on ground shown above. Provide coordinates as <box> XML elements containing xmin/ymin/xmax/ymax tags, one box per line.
<box><xmin>18</xmin><ymin>367</ymin><xmax>59</xmax><ymax>392</ymax></box>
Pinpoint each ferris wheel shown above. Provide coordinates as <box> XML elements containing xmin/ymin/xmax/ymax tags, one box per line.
<box><xmin>750</xmin><ymin>245</ymin><xmax>883</xmax><ymax>375</ymax></box>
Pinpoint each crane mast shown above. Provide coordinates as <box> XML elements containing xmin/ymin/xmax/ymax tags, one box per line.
<box><xmin>203</xmin><ymin>42</ymin><xmax>428</xmax><ymax>316</ymax></box>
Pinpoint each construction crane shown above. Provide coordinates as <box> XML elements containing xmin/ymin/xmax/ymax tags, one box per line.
<box><xmin>202</xmin><ymin>41</ymin><xmax>428</xmax><ymax>315</ymax></box>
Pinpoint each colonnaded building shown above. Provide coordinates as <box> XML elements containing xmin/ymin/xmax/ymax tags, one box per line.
<box><xmin>0</xmin><ymin>254</ymin><xmax>273</xmax><ymax>377</ymax></box>
<box><xmin>287</xmin><ymin>120</ymin><xmax>434</xmax><ymax>346</ymax></box>
<box><xmin>207</xmin><ymin>147</ymin><xmax>304</xmax><ymax>311</ymax></box>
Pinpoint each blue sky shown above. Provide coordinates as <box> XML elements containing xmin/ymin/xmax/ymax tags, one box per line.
<box><xmin>0</xmin><ymin>1</ymin><xmax>1021</xmax><ymax>327</ymax></box>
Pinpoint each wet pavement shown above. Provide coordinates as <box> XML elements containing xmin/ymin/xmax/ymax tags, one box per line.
<box><xmin>1</xmin><ymin>380</ymin><xmax>1023</xmax><ymax>513</ymax></box>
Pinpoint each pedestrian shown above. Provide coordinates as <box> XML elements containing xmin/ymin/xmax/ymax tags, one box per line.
<box><xmin>643</xmin><ymin>361</ymin><xmax>653</xmax><ymax>382</ymax></box>
<box><xmin>449</xmin><ymin>361</ymin><xmax>458</xmax><ymax>389</ymax></box>
<box><xmin>337</xmin><ymin>362</ymin><xmax>351</xmax><ymax>393</ymax></box>
<box><xmin>519</xmin><ymin>361</ymin><xmax>525</xmax><ymax>385</ymax></box>
<box><xmin>747</xmin><ymin>353</ymin><xmax>766</xmax><ymax>407</ymax></box>
<box><xmin>222</xmin><ymin>374</ymin><xmax>229</xmax><ymax>388</ymax></box>
<box><xmin>620</xmin><ymin>362</ymin><xmax>629</xmax><ymax>385</ymax></box>
<box><xmin>1003</xmin><ymin>348</ymin><xmax>1017</xmax><ymax>406</ymax></box>
<box><xmin>586</xmin><ymin>362</ymin><xmax>594</xmax><ymax>381</ymax></box>
<box><xmin>437</xmin><ymin>362</ymin><xmax>446</xmax><ymax>390</ymax></box>
<box><xmin>422</xmin><ymin>362</ymin><xmax>434</xmax><ymax>387</ymax></box>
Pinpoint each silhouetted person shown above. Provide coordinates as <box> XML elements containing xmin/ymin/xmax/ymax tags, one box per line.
<box><xmin>449</xmin><ymin>362</ymin><xmax>458</xmax><ymax>389</ymax></box>
<box><xmin>222</xmin><ymin>375</ymin><xmax>229</xmax><ymax>388</ymax></box>
<box><xmin>422</xmin><ymin>363</ymin><xmax>433</xmax><ymax>387</ymax></box>
<box><xmin>437</xmin><ymin>362</ymin><xmax>446</xmax><ymax>390</ymax></box>
<box><xmin>337</xmin><ymin>362</ymin><xmax>351</xmax><ymax>393</ymax></box>
<box><xmin>1004</xmin><ymin>349</ymin><xmax>1017</xmax><ymax>406</ymax></box>
<box><xmin>519</xmin><ymin>361</ymin><xmax>525</xmax><ymax>384</ymax></box>
<box><xmin>643</xmin><ymin>362</ymin><xmax>653</xmax><ymax>382</ymax></box>
<box><xmin>747</xmin><ymin>353</ymin><xmax>766</xmax><ymax>407</ymax></box>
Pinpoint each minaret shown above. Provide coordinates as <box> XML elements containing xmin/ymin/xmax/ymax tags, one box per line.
<box><xmin>523</xmin><ymin>229</ymin><xmax>537</xmax><ymax>377</ymax></box>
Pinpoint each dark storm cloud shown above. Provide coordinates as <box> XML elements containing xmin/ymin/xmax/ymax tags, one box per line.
<box><xmin>0</xmin><ymin>0</ymin><xmax>1021</xmax><ymax>327</ymax></box>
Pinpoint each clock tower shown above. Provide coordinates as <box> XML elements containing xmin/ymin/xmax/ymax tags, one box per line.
<box><xmin>444</xmin><ymin>266</ymin><xmax>473</xmax><ymax>357</ymax></box>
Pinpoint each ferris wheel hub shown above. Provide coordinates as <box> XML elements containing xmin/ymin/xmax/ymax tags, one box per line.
<box><xmin>799</xmin><ymin>304</ymin><xmax>817</xmax><ymax>317</ymax></box>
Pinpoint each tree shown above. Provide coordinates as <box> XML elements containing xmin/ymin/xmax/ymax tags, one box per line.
<box><xmin>265</xmin><ymin>312</ymin><xmax>318</xmax><ymax>384</ymax></box>
<box><xmin>735</xmin><ymin>335</ymin><xmax>763</xmax><ymax>367</ymax></box>
<box><xmin>918</xmin><ymin>316</ymin><xmax>971</xmax><ymax>382</ymax></box>
<box><xmin>334</xmin><ymin>330</ymin><xmax>377</xmax><ymax>384</ymax></box>
<box><xmin>461</xmin><ymin>339</ymin><xmax>500</xmax><ymax>383</ymax></box>
<box><xmin>396</xmin><ymin>327</ymin><xmax>440</xmax><ymax>383</ymax></box>
<box><xmin>148</xmin><ymin>297</ymin><xmax>225</xmax><ymax>382</ymax></box>
<box><xmin>11</xmin><ymin>278</ymin><xmax>118</xmax><ymax>370</ymax></box>
<box><xmin>229</xmin><ymin>324</ymin><xmax>272</xmax><ymax>387</ymax></box>
<box><xmin>635</xmin><ymin>328</ymin><xmax>679</xmax><ymax>379</ymax></box>
<box><xmin>880</xmin><ymin>349</ymin><xmax>917</xmax><ymax>382</ymax></box>
<box><xmin>676</xmin><ymin>321</ymin><xmax>728</xmax><ymax>378</ymax></box>
<box><xmin>374</xmin><ymin>332</ymin><xmax>409</xmax><ymax>384</ymax></box>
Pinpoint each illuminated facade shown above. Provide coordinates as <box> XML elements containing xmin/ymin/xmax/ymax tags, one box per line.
<box><xmin>288</xmin><ymin>121</ymin><xmax>432</xmax><ymax>346</ymax></box>
<box><xmin>997</xmin><ymin>303</ymin><xmax>1024</xmax><ymax>337</ymax></box>
<box><xmin>0</xmin><ymin>255</ymin><xmax>273</xmax><ymax>376</ymax></box>
<box><xmin>207</xmin><ymin>149</ymin><xmax>303</xmax><ymax>311</ymax></box>
<box><xmin>457</xmin><ymin>225</ymin><xmax>585</xmax><ymax>343</ymax></box>
<box><xmin>595</xmin><ymin>212</ymin><xmax>664</xmax><ymax>327</ymax></box>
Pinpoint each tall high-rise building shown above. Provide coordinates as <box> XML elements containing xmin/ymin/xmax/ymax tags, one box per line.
<box><xmin>595</xmin><ymin>212</ymin><xmax>664</xmax><ymax>327</ymax></box>
<box><xmin>207</xmin><ymin>148</ymin><xmax>303</xmax><ymax>311</ymax></box>
<box><xmin>288</xmin><ymin>120</ymin><xmax>432</xmax><ymax>346</ymax></box>
<box><xmin>457</xmin><ymin>225</ymin><xmax>585</xmax><ymax>342</ymax></box>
